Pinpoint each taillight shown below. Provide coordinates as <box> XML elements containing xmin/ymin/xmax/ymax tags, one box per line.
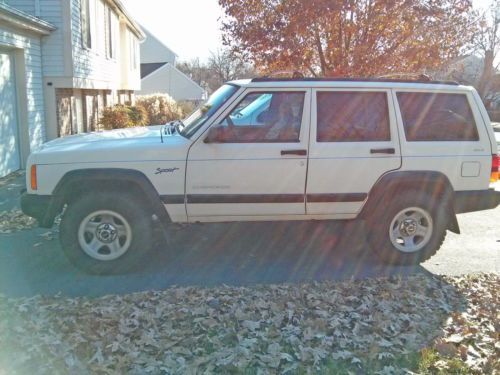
<box><xmin>491</xmin><ymin>154</ymin><xmax>499</xmax><ymax>183</ymax></box>
<box><xmin>30</xmin><ymin>165</ymin><xmax>38</xmax><ymax>190</ymax></box>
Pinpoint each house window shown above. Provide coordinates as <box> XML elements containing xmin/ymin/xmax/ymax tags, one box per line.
<box><xmin>81</xmin><ymin>0</ymin><xmax>92</xmax><ymax>49</ymax></box>
<box><xmin>105</xmin><ymin>7</ymin><xmax>116</xmax><ymax>59</ymax></box>
<box><xmin>129</xmin><ymin>31</ymin><xmax>138</xmax><ymax>70</ymax></box>
<box><xmin>130</xmin><ymin>33</ymin><xmax>137</xmax><ymax>70</ymax></box>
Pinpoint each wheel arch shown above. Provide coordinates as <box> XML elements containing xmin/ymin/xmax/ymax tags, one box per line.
<box><xmin>51</xmin><ymin>168</ymin><xmax>171</xmax><ymax>227</ymax></box>
<box><xmin>360</xmin><ymin>170</ymin><xmax>460</xmax><ymax>234</ymax></box>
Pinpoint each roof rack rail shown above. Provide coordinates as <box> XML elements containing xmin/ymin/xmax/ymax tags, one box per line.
<box><xmin>376</xmin><ymin>72</ymin><xmax>432</xmax><ymax>81</ymax></box>
<box><xmin>250</xmin><ymin>77</ymin><xmax>460</xmax><ymax>85</ymax></box>
<box><xmin>264</xmin><ymin>70</ymin><xmax>305</xmax><ymax>79</ymax></box>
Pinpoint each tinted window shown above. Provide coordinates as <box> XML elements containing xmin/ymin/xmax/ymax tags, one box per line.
<box><xmin>397</xmin><ymin>92</ymin><xmax>479</xmax><ymax>142</ymax></box>
<box><xmin>317</xmin><ymin>92</ymin><xmax>390</xmax><ymax>142</ymax></box>
<box><xmin>209</xmin><ymin>92</ymin><xmax>305</xmax><ymax>143</ymax></box>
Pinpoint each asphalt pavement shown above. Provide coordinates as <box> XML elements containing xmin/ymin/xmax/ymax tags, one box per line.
<box><xmin>0</xmin><ymin>173</ymin><xmax>498</xmax><ymax>298</ymax></box>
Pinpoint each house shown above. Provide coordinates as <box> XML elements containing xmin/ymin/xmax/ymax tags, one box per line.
<box><xmin>0</xmin><ymin>2</ymin><xmax>55</xmax><ymax>178</ymax></box>
<box><xmin>0</xmin><ymin>0</ymin><xmax>144</xmax><ymax>178</ymax></box>
<box><xmin>139</xmin><ymin>28</ymin><xmax>205</xmax><ymax>101</ymax></box>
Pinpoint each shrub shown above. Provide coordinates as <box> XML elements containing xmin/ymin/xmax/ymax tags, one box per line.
<box><xmin>135</xmin><ymin>94</ymin><xmax>184</xmax><ymax>125</ymax></box>
<box><xmin>128</xmin><ymin>105</ymin><xmax>149</xmax><ymax>126</ymax></box>
<box><xmin>99</xmin><ymin>105</ymin><xmax>131</xmax><ymax>130</ymax></box>
<box><xmin>99</xmin><ymin>105</ymin><xmax>149</xmax><ymax>130</ymax></box>
<box><xmin>178</xmin><ymin>101</ymin><xmax>196</xmax><ymax>117</ymax></box>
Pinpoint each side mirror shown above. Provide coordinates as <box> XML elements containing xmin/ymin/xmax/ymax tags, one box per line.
<box><xmin>204</xmin><ymin>125</ymin><xmax>224</xmax><ymax>143</ymax></box>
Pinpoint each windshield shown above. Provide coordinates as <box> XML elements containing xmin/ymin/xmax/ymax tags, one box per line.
<box><xmin>181</xmin><ymin>84</ymin><xmax>239</xmax><ymax>138</ymax></box>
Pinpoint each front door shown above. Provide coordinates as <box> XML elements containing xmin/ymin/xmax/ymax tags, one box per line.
<box><xmin>306</xmin><ymin>88</ymin><xmax>402</xmax><ymax>216</ymax></box>
<box><xmin>186</xmin><ymin>89</ymin><xmax>311</xmax><ymax>219</ymax></box>
<box><xmin>0</xmin><ymin>51</ymin><xmax>20</xmax><ymax>178</ymax></box>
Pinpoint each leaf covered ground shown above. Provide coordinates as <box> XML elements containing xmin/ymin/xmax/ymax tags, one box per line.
<box><xmin>0</xmin><ymin>274</ymin><xmax>498</xmax><ymax>374</ymax></box>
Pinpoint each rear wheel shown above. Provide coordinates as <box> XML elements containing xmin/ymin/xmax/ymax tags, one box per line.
<box><xmin>60</xmin><ymin>191</ymin><xmax>155</xmax><ymax>274</ymax></box>
<box><xmin>367</xmin><ymin>190</ymin><xmax>448</xmax><ymax>265</ymax></box>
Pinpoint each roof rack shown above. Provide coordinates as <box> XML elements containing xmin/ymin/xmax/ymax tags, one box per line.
<box><xmin>250</xmin><ymin>77</ymin><xmax>460</xmax><ymax>85</ymax></box>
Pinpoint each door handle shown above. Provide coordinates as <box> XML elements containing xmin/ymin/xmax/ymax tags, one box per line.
<box><xmin>281</xmin><ymin>149</ymin><xmax>307</xmax><ymax>156</ymax></box>
<box><xmin>370</xmin><ymin>148</ymin><xmax>395</xmax><ymax>154</ymax></box>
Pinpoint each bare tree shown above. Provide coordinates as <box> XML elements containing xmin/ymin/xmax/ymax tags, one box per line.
<box><xmin>474</xmin><ymin>0</ymin><xmax>500</xmax><ymax>99</ymax></box>
<box><xmin>177</xmin><ymin>49</ymin><xmax>256</xmax><ymax>94</ymax></box>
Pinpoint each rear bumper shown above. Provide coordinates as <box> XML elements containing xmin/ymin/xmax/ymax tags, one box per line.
<box><xmin>454</xmin><ymin>189</ymin><xmax>500</xmax><ymax>214</ymax></box>
<box><xmin>20</xmin><ymin>193</ymin><xmax>60</xmax><ymax>228</ymax></box>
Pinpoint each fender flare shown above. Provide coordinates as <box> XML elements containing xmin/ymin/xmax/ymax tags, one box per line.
<box><xmin>360</xmin><ymin>170</ymin><xmax>460</xmax><ymax>234</ymax></box>
<box><xmin>48</xmin><ymin>168</ymin><xmax>171</xmax><ymax>228</ymax></box>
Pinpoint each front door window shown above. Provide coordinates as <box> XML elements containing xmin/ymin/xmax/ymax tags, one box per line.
<box><xmin>208</xmin><ymin>92</ymin><xmax>305</xmax><ymax>143</ymax></box>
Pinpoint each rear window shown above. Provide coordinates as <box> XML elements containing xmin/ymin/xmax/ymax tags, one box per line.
<box><xmin>317</xmin><ymin>92</ymin><xmax>390</xmax><ymax>142</ymax></box>
<box><xmin>397</xmin><ymin>92</ymin><xmax>479</xmax><ymax>142</ymax></box>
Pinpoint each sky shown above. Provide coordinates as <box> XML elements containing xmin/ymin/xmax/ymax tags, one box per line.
<box><xmin>122</xmin><ymin>0</ymin><xmax>224</xmax><ymax>62</ymax></box>
<box><xmin>123</xmin><ymin>0</ymin><xmax>497</xmax><ymax>63</ymax></box>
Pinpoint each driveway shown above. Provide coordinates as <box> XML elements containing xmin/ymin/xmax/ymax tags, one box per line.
<box><xmin>0</xmin><ymin>173</ymin><xmax>498</xmax><ymax>298</ymax></box>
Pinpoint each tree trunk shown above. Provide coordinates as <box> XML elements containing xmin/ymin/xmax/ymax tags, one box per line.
<box><xmin>314</xmin><ymin>28</ymin><xmax>327</xmax><ymax>76</ymax></box>
<box><xmin>478</xmin><ymin>50</ymin><xmax>494</xmax><ymax>99</ymax></box>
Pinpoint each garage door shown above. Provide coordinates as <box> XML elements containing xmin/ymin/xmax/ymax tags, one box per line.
<box><xmin>0</xmin><ymin>51</ymin><xmax>20</xmax><ymax>178</ymax></box>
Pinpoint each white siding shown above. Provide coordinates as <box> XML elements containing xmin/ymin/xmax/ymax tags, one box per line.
<box><xmin>71</xmin><ymin>0</ymin><xmax>140</xmax><ymax>90</ymax></box>
<box><xmin>4</xmin><ymin>0</ymin><xmax>36</xmax><ymax>14</ymax></box>
<box><xmin>139</xmin><ymin>64</ymin><xmax>205</xmax><ymax>101</ymax></box>
<box><xmin>40</xmin><ymin>0</ymin><xmax>65</xmax><ymax>76</ymax></box>
<box><xmin>0</xmin><ymin>25</ymin><xmax>46</xmax><ymax>150</ymax></box>
<box><xmin>7</xmin><ymin>0</ymin><xmax>66</xmax><ymax>76</ymax></box>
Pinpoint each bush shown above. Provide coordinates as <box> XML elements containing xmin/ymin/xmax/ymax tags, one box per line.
<box><xmin>99</xmin><ymin>105</ymin><xmax>131</xmax><ymax>130</ymax></box>
<box><xmin>135</xmin><ymin>94</ymin><xmax>184</xmax><ymax>125</ymax></box>
<box><xmin>128</xmin><ymin>105</ymin><xmax>149</xmax><ymax>126</ymax></box>
<box><xmin>178</xmin><ymin>101</ymin><xmax>196</xmax><ymax>117</ymax></box>
<box><xmin>99</xmin><ymin>105</ymin><xmax>149</xmax><ymax>130</ymax></box>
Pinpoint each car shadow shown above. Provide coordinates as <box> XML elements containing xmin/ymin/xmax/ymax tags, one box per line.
<box><xmin>137</xmin><ymin>220</ymin><xmax>428</xmax><ymax>286</ymax></box>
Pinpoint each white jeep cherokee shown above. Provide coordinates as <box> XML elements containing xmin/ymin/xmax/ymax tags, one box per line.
<box><xmin>21</xmin><ymin>78</ymin><xmax>500</xmax><ymax>274</ymax></box>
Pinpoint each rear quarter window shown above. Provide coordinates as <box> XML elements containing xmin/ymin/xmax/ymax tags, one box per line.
<box><xmin>397</xmin><ymin>92</ymin><xmax>479</xmax><ymax>142</ymax></box>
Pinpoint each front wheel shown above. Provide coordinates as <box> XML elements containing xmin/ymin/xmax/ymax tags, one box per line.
<box><xmin>367</xmin><ymin>190</ymin><xmax>448</xmax><ymax>265</ymax></box>
<box><xmin>60</xmin><ymin>191</ymin><xmax>155</xmax><ymax>274</ymax></box>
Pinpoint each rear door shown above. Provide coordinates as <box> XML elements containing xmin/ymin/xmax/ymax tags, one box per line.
<box><xmin>306</xmin><ymin>88</ymin><xmax>401</xmax><ymax>216</ymax></box>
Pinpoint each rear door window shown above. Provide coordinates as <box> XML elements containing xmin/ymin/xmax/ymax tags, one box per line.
<box><xmin>396</xmin><ymin>92</ymin><xmax>479</xmax><ymax>142</ymax></box>
<box><xmin>316</xmin><ymin>92</ymin><xmax>391</xmax><ymax>142</ymax></box>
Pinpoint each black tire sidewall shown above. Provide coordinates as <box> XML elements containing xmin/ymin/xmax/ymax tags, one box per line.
<box><xmin>60</xmin><ymin>192</ymin><xmax>154</xmax><ymax>274</ymax></box>
<box><xmin>367</xmin><ymin>190</ymin><xmax>448</xmax><ymax>265</ymax></box>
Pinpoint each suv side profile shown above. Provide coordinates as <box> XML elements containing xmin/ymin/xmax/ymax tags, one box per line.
<box><xmin>21</xmin><ymin>78</ymin><xmax>500</xmax><ymax>274</ymax></box>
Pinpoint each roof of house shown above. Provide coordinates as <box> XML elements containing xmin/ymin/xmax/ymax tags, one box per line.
<box><xmin>140</xmin><ymin>62</ymin><xmax>205</xmax><ymax>94</ymax></box>
<box><xmin>0</xmin><ymin>2</ymin><xmax>56</xmax><ymax>35</ymax></box>
<box><xmin>141</xmin><ymin>27</ymin><xmax>178</xmax><ymax>58</ymax></box>
<box><xmin>141</xmin><ymin>63</ymin><xmax>168</xmax><ymax>79</ymax></box>
<box><xmin>140</xmin><ymin>27</ymin><xmax>179</xmax><ymax>66</ymax></box>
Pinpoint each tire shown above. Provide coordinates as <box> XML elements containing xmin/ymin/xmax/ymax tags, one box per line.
<box><xmin>366</xmin><ymin>189</ymin><xmax>448</xmax><ymax>265</ymax></box>
<box><xmin>60</xmin><ymin>191</ymin><xmax>155</xmax><ymax>274</ymax></box>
